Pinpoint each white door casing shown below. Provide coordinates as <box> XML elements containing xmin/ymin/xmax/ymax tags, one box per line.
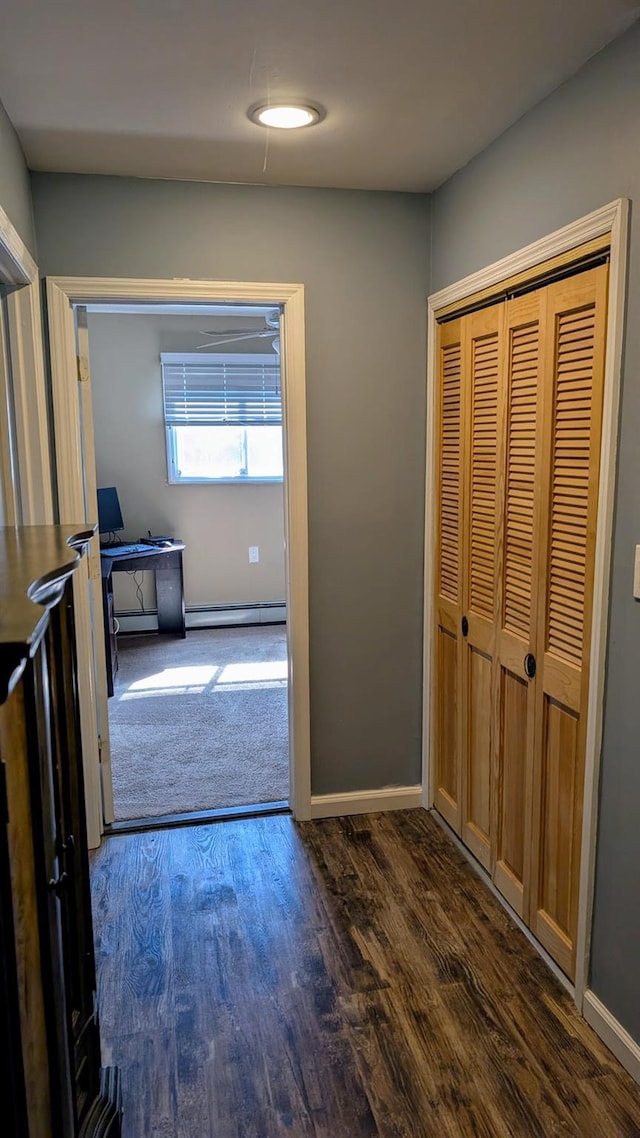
<box><xmin>74</xmin><ymin>306</ymin><xmax>115</xmax><ymax>824</ymax></box>
<box><xmin>0</xmin><ymin>298</ymin><xmax>18</xmax><ymax>526</ymax></box>
<box><xmin>46</xmin><ymin>276</ymin><xmax>312</xmax><ymax>843</ymax></box>
<box><xmin>0</xmin><ymin>204</ymin><xmax>53</xmax><ymax>527</ymax></box>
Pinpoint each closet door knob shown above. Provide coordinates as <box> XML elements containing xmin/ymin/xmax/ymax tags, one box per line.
<box><xmin>524</xmin><ymin>653</ymin><xmax>537</xmax><ymax>680</ymax></box>
<box><xmin>461</xmin><ymin>616</ymin><xmax>469</xmax><ymax>637</ymax></box>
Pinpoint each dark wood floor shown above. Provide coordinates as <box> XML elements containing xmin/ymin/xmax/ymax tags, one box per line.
<box><xmin>90</xmin><ymin>809</ymin><xmax>640</xmax><ymax>1137</ymax></box>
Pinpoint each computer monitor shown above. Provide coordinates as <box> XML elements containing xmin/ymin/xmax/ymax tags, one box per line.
<box><xmin>97</xmin><ymin>486</ymin><xmax>124</xmax><ymax>535</ymax></box>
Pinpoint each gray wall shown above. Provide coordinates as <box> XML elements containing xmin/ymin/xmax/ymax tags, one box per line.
<box><xmin>87</xmin><ymin>310</ymin><xmax>285</xmax><ymax>610</ymax></box>
<box><xmin>32</xmin><ymin>174</ymin><xmax>431</xmax><ymax>796</ymax></box>
<box><xmin>432</xmin><ymin>22</ymin><xmax>640</xmax><ymax>1041</ymax></box>
<box><xmin>0</xmin><ymin>96</ymin><xmax>35</xmax><ymax>255</ymax></box>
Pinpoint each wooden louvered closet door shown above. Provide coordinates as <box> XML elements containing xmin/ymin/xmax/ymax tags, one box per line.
<box><xmin>460</xmin><ymin>306</ymin><xmax>501</xmax><ymax>870</ymax></box>
<box><xmin>433</xmin><ymin>318</ymin><xmax>463</xmax><ymax>832</ymax></box>
<box><xmin>491</xmin><ymin>291</ymin><xmax>545</xmax><ymax>918</ymax></box>
<box><xmin>433</xmin><ymin>260</ymin><xmax>608</xmax><ymax>980</ymax></box>
<box><xmin>528</xmin><ymin>265</ymin><xmax>608</xmax><ymax>978</ymax></box>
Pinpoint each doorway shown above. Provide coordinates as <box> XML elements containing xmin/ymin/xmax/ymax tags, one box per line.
<box><xmin>46</xmin><ymin>277</ymin><xmax>311</xmax><ymax>842</ymax></box>
<box><xmin>84</xmin><ymin>301</ymin><xmax>290</xmax><ymax>824</ymax></box>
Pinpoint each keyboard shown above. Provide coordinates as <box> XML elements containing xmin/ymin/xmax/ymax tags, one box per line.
<box><xmin>100</xmin><ymin>542</ymin><xmax>155</xmax><ymax>558</ymax></box>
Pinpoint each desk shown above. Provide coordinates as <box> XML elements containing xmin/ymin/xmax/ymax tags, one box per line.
<box><xmin>101</xmin><ymin>541</ymin><xmax>186</xmax><ymax>696</ymax></box>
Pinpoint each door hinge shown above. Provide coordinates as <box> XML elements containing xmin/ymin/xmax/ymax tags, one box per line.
<box><xmin>77</xmin><ymin>355</ymin><xmax>90</xmax><ymax>383</ymax></box>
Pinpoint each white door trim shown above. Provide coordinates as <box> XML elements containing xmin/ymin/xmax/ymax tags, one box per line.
<box><xmin>45</xmin><ymin>276</ymin><xmax>311</xmax><ymax>842</ymax></box>
<box><xmin>0</xmin><ymin>301</ymin><xmax>17</xmax><ymax>525</ymax></box>
<box><xmin>422</xmin><ymin>199</ymin><xmax>629</xmax><ymax>1012</ymax></box>
<box><xmin>0</xmin><ymin>204</ymin><xmax>36</xmax><ymax>286</ymax></box>
<box><xmin>0</xmin><ymin>204</ymin><xmax>53</xmax><ymax>525</ymax></box>
<box><xmin>74</xmin><ymin>306</ymin><xmax>115</xmax><ymax>827</ymax></box>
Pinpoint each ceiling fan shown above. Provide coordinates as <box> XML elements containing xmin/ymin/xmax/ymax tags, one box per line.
<box><xmin>195</xmin><ymin>309</ymin><xmax>280</xmax><ymax>351</ymax></box>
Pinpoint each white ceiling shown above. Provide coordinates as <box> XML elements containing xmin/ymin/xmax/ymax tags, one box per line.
<box><xmin>1</xmin><ymin>0</ymin><xmax>638</xmax><ymax>193</ymax></box>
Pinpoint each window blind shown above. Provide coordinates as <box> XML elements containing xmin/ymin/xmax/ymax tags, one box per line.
<box><xmin>161</xmin><ymin>352</ymin><xmax>282</xmax><ymax>426</ymax></box>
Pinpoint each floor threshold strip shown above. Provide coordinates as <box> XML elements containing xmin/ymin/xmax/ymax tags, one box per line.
<box><xmin>104</xmin><ymin>800</ymin><xmax>290</xmax><ymax>836</ymax></box>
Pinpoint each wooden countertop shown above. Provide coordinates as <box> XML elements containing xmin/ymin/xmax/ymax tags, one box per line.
<box><xmin>0</xmin><ymin>525</ymin><xmax>94</xmax><ymax>702</ymax></box>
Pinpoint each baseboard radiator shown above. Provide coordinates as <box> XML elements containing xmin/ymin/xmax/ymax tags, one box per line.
<box><xmin>115</xmin><ymin>601</ymin><xmax>286</xmax><ymax>634</ymax></box>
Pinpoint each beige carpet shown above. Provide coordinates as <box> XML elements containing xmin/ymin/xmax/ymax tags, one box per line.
<box><xmin>108</xmin><ymin>625</ymin><xmax>289</xmax><ymax>821</ymax></box>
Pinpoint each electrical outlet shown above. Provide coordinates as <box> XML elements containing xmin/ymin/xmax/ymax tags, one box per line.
<box><xmin>249</xmin><ymin>546</ymin><xmax>260</xmax><ymax>563</ymax></box>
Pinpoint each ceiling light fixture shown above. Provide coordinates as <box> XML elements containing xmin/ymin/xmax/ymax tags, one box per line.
<box><xmin>248</xmin><ymin>103</ymin><xmax>323</xmax><ymax>130</ymax></box>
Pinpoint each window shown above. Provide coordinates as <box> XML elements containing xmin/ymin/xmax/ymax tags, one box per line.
<box><xmin>161</xmin><ymin>353</ymin><xmax>283</xmax><ymax>483</ymax></box>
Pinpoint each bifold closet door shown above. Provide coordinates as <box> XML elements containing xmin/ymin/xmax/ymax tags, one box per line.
<box><xmin>528</xmin><ymin>265</ymin><xmax>608</xmax><ymax>979</ymax></box>
<box><xmin>459</xmin><ymin>306</ymin><xmax>501</xmax><ymax>870</ymax></box>
<box><xmin>433</xmin><ymin>261</ymin><xmax>608</xmax><ymax>980</ymax></box>
<box><xmin>433</xmin><ymin>305</ymin><xmax>505</xmax><ymax>862</ymax></box>
<box><xmin>433</xmin><ymin>318</ymin><xmax>463</xmax><ymax>832</ymax></box>
<box><xmin>492</xmin><ymin>291</ymin><xmax>544</xmax><ymax>918</ymax></box>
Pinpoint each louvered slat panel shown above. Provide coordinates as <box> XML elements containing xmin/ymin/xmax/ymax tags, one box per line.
<box><xmin>547</xmin><ymin>305</ymin><xmax>596</xmax><ymax>666</ymax></box>
<box><xmin>470</xmin><ymin>334</ymin><xmax>499</xmax><ymax>617</ymax></box>
<box><xmin>439</xmin><ymin>343</ymin><xmax>461</xmax><ymax>602</ymax></box>
<box><xmin>504</xmin><ymin>322</ymin><xmax>538</xmax><ymax>636</ymax></box>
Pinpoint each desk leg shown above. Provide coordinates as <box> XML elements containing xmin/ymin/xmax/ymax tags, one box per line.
<box><xmin>156</xmin><ymin>554</ymin><xmax>186</xmax><ymax>638</ymax></box>
<box><xmin>102</xmin><ymin>574</ymin><xmax>115</xmax><ymax>697</ymax></box>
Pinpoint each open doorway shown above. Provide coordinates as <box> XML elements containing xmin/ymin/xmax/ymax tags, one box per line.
<box><xmin>46</xmin><ymin>277</ymin><xmax>311</xmax><ymax>844</ymax></box>
<box><xmin>84</xmin><ymin>302</ymin><xmax>289</xmax><ymax>824</ymax></box>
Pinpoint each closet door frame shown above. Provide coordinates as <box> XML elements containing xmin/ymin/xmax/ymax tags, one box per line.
<box><xmin>0</xmin><ymin>203</ymin><xmax>53</xmax><ymax>528</ymax></box>
<box><xmin>422</xmin><ymin>199</ymin><xmax>629</xmax><ymax>1013</ymax></box>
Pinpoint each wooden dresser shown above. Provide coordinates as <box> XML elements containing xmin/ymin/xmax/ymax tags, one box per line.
<box><xmin>0</xmin><ymin>526</ymin><xmax>121</xmax><ymax>1138</ymax></box>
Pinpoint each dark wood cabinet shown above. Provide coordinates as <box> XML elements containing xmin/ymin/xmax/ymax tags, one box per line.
<box><xmin>0</xmin><ymin>525</ymin><xmax>121</xmax><ymax>1138</ymax></box>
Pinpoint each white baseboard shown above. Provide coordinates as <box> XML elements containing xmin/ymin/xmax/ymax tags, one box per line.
<box><xmin>310</xmin><ymin>785</ymin><xmax>422</xmax><ymax>819</ymax></box>
<box><xmin>583</xmin><ymin>990</ymin><xmax>640</xmax><ymax>1084</ymax></box>
<box><xmin>116</xmin><ymin>602</ymin><xmax>286</xmax><ymax>634</ymax></box>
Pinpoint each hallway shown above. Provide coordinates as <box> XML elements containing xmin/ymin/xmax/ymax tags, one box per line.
<box><xmin>90</xmin><ymin>810</ymin><xmax>640</xmax><ymax>1137</ymax></box>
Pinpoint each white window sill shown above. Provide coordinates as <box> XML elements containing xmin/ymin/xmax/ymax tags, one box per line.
<box><xmin>168</xmin><ymin>477</ymin><xmax>284</xmax><ymax>485</ymax></box>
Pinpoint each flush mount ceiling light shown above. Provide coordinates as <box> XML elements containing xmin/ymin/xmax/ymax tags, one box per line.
<box><xmin>248</xmin><ymin>103</ymin><xmax>323</xmax><ymax>130</ymax></box>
